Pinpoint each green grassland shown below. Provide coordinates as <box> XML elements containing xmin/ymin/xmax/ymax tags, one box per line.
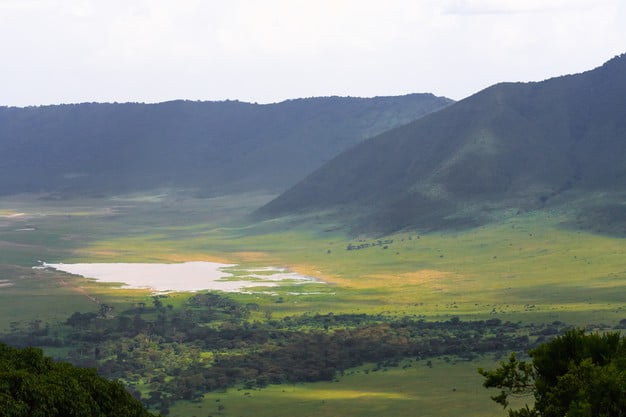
<box><xmin>25</xmin><ymin>201</ymin><xmax>623</xmax><ymax>325</ymax></box>
<box><xmin>1</xmin><ymin>192</ymin><xmax>625</xmax><ymax>325</ymax></box>
<box><xmin>169</xmin><ymin>356</ymin><xmax>527</xmax><ymax>417</ymax></box>
<box><xmin>1</xmin><ymin>192</ymin><xmax>625</xmax><ymax>417</ymax></box>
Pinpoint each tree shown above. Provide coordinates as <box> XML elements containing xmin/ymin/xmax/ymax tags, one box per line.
<box><xmin>479</xmin><ymin>329</ymin><xmax>626</xmax><ymax>417</ymax></box>
<box><xmin>66</xmin><ymin>311</ymin><xmax>98</xmax><ymax>328</ymax></box>
<box><xmin>99</xmin><ymin>303</ymin><xmax>114</xmax><ymax>319</ymax></box>
<box><xmin>0</xmin><ymin>342</ymin><xmax>159</xmax><ymax>417</ymax></box>
<box><xmin>152</xmin><ymin>296</ymin><xmax>163</xmax><ymax>310</ymax></box>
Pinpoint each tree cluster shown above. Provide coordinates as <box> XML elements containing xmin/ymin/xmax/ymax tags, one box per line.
<box><xmin>480</xmin><ymin>329</ymin><xmax>626</xmax><ymax>417</ymax></box>
<box><xmin>0</xmin><ymin>342</ymin><xmax>158</xmax><ymax>417</ymax></box>
<box><xmin>1</xmin><ymin>293</ymin><xmax>569</xmax><ymax>415</ymax></box>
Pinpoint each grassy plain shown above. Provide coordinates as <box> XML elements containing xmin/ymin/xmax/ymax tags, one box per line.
<box><xmin>31</xmin><ymin>199</ymin><xmax>624</xmax><ymax>325</ymax></box>
<box><xmin>0</xmin><ymin>192</ymin><xmax>624</xmax><ymax>417</ymax></box>
<box><xmin>170</xmin><ymin>356</ymin><xmax>527</xmax><ymax>417</ymax></box>
<box><xmin>1</xmin><ymin>192</ymin><xmax>625</xmax><ymax>325</ymax></box>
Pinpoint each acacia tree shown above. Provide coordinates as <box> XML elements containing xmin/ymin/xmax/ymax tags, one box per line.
<box><xmin>479</xmin><ymin>329</ymin><xmax>626</xmax><ymax>417</ymax></box>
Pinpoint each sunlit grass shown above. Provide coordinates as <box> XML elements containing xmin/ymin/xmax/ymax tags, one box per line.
<box><xmin>1</xmin><ymin>194</ymin><xmax>624</xmax><ymax>417</ymax></box>
<box><xmin>1</xmin><ymin>193</ymin><xmax>624</xmax><ymax>326</ymax></box>
<box><xmin>169</xmin><ymin>356</ymin><xmax>523</xmax><ymax>417</ymax></box>
<box><xmin>64</xmin><ymin>208</ymin><xmax>626</xmax><ymax>324</ymax></box>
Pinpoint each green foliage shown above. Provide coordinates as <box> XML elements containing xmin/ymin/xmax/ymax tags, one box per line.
<box><xmin>480</xmin><ymin>330</ymin><xmax>626</xmax><ymax>417</ymax></box>
<box><xmin>2</xmin><ymin>292</ymin><xmax>543</xmax><ymax>414</ymax></box>
<box><xmin>0</xmin><ymin>342</ymin><xmax>158</xmax><ymax>417</ymax></box>
<box><xmin>479</xmin><ymin>353</ymin><xmax>535</xmax><ymax>410</ymax></box>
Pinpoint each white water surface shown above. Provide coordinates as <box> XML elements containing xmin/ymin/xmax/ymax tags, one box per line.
<box><xmin>37</xmin><ymin>261</ymin><xmax>316</xmax><ymax>293</ymax></box>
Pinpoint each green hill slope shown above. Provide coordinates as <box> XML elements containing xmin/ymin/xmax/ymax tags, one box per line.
<box><xmin>258</xmin><ymin>54</ymin><xmax>626</xmax><ymax>234</ymax></box>
<box><xmin>0</xmin><ymin>94</ymin><xmax>451</xmax><ymax>197</ymax></box>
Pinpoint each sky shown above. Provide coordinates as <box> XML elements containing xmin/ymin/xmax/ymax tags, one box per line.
<box><xmin>1</xmin><ymin>0</ymin><xmax>624</xmax><ymax>107</ymax></box>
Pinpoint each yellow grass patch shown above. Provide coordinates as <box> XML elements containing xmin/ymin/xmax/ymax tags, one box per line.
<box><xmin>291</xmin><ymin>267</ymin><xmax>464</xmax><ymax>292</ymax></box>
<box><xmin>231</xmin><ymin>251</ymin><xmax>272</xmax><ymax>262</ymax></box>
<box><xmin>288</xmin><ymin>263</ymin><xmax>344</xmax><ymax>286</ymax></box>
<box><xmin>74</xmin><ymin>249</ymin><xmax>122</xmax><ymax>258</ymax></box>
<box><xmin>157</xmin><ymin>252</ymin><xmax>232</xmax><ymax>264</ymax></box>
<box><xmin>366</xmin><ymin>269</ymin><xmax>459</xmax><ymax>288</ymax></box>
<box><xmin>279</xmin><ymin>388</ymin><xmax>412</xmax><ymax>400</ymax></box>
<box><xmin>74</xmin><ymin>247</ymin><xmax>231</xmax><ymax>264</ymax></box>
<box><xmin>0</xmin><ymin>210</ymin><xmax>25</xmax><ymax>217</ymax></box>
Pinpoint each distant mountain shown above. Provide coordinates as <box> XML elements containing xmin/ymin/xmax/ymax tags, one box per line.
<box><xmin>258</xmin><ymin>54</ymin><xmax>626</xmax><ymax>235</ymax></box>
<box><xmin>0</xmin><ymin>94</ymin><xmax>452</xmax><ymax>197</ymax></box>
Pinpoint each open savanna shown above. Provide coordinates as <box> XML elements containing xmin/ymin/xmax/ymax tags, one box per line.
<box><xmin>0</xmin><ymin>193</ymin><xmax>624</xmax><ymax>417</ymax></box>
<box><xmin>169</xmin><ymin>356</ymin><xmax>527</xmax><ymax>417</ymax></box>
<box><xmin>0</xmin><ymin>192</ymin><xmax>274</xmax><ymax>330</ymax></box>
<box><xmin>1</xmin><ymin>193</ymin><xmax>625</xmax><ymax>327</ymax></box>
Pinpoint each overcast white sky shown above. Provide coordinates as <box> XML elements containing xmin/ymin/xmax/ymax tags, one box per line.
<box><xmin>1</xmin><ymin>0</ymin><xmax>624</xmax><ymax>106</ymax></box>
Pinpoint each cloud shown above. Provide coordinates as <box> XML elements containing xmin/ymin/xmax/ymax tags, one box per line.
<box><xmin>444</xmin><ymin>0</ymin><xmax>607</xmax><ymax>15</ymax></box>
<box><xmin>0</xmin><ymin>0</ymin><xmax>624</xmax><ymax>106</ymax></box>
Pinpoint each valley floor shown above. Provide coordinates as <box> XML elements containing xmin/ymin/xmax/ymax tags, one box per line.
<box><xmin>170</xmin><ymin>356</ymin><xmax>526</xmax><ymax>417</ymax></box>
<box><xmin>0</xmin><ymin>191</ymin><xmax>624</xmax><ymax>416</ymax></box>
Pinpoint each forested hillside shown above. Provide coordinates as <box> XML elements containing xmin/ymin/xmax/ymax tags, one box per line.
<box><xmin>0</xmin><ymin>94</ymin><xmax>451</xmax><ymax>197</ymax></box>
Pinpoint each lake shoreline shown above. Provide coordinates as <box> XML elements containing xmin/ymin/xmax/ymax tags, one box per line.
<box><xmin>35</xmin><ymin>261</ymin><xmax>318</xmax><ymax>293</ymax></box>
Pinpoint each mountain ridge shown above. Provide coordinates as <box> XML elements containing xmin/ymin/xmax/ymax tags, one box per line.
<box><xmin>258</xmin><ymin>54</ymin><xmax>626</xmax><ymax>234</ymax></box>
<box><xmin>0</xmin><ymin>93</ymin><xmax>452</xmax><ymax>197</ymax></box>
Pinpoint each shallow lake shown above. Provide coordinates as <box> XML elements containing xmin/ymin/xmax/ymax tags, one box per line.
<box><xmin>36</xmin><ymin>261</ymin><xmax>317</xmax><ymax>293</ymax></box>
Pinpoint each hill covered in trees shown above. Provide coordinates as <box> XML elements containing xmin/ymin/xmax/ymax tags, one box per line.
<box><xmin>258</xmin><ymin>54</ymin><xmax>626</xmax><ymax>235</ymax></box>
<box><xmin>0</xmin><ymin>94</ymin><xmax>451</xmax><ymax>197</ymax></box>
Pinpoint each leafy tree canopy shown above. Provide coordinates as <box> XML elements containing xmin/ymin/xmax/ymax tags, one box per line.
<box><xmin>480</xmin><ymin>329</ymin><xmax>626</xmax><ymax>417</ymax></box>
<box><xmin>0</xmin><ymin>342</ymin><xmax>158</xmax><ymax>417</ymax></box>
